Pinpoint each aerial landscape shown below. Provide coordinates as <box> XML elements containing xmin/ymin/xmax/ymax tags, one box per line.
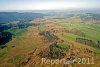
<box><xmin>0</xmin><ymin>0</ymin><xmax>100</xmax><ymax>67</ymax></box>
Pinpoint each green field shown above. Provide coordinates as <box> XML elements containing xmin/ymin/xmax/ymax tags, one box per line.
<box><xmin>57</xmin><ymin>22</ymin><xmax>100</xmax><ymax>42</ymax></box>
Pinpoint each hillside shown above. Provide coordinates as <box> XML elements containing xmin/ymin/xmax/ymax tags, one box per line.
<box><xmin>0</xmin><ymin>12</ymin><xmax>100</xmax><ymax>67</ymax></box>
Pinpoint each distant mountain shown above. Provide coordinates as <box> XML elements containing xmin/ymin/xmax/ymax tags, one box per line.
<box><xmin>0</xmin><ymin>12</ymin><xmax>45</xmax><ymax>23</ymax></box>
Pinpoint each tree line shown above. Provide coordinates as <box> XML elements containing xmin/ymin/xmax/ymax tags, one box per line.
<box><xmin>76</xmin><ymin>38</ymin><xmax>100</xmax><ymax>49</ymax></box>
<box><xmin>39</xmin><ymin>31</ymin><xmax>58</xmax><ymax>41</ymax></box>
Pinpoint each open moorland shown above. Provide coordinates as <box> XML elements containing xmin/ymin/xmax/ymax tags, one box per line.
<box><xmin>0</xmin><ymin>11</ymin><xmax>100</xmax><ymax>67</ymax></box>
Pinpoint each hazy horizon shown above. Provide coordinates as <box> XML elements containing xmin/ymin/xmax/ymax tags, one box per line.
<box><xmin>0</xmin><ymin>0</ymin><xmax>100</xmax><ymax>11</ymax></box>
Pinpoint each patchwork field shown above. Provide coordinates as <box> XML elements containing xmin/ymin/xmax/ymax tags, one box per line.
<box><xmin>0</xmin><ymin>15</ymin><xmax>100</xmax><ymax>67</ymax></box>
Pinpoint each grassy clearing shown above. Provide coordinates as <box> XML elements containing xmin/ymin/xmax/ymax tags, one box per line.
<box><xmin>5</xmin><ymin>28</ymin><xmax>27</xmax><ymax>41</ymax></box>
<box><xmin>57</xmin><ymin>43</ymin><xmax>69</xmax><ymax>49</ymax></box>
<box><xmin>6</xmin><ymin>28</ymin><xmax>27</xmax><ymax>36</ymax></box>
<box><xmin>94</xmin><ymin>48</ymin><xmax>100</xmax><ymax>58</ymax></box>
<box><xmin>62</xmin><ymin>33</ymin><xmax>82</xmax><ymax>41</ymax></box>
<box><xmin>57</xmin><ymin>22</ymin><xmax>100</xmax><ymax>42</ymax></box>
<box><xmin>0</xmin><ymin>47</ymin><xmax>9</xmax><ymax>61</ymax></box>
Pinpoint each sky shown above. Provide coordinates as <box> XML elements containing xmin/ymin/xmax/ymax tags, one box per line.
<box><xmin>0</xmin><ymin>0</ymin><xmax>100</xmax><ymax>10</ymax></box>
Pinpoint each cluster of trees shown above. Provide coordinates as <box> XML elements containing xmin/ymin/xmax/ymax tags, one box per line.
<box><xmin>38</xmin><ymin>42</ymin><xmax>68</xmax><ymax>59</ymax></box>
<box><xmin>49</xmin><ymin>43</ymin><xmax>65</xmax><ymax>59</ymax></box>
<box><xmin>39</xmin><ymin>31</ymin><xmax>58</xmax><ymax>41</ymax></box>
<box><xmin>0</xmin><ymin>12</ymin><xmax>45</xmax><ymax>46</ymax></box>
<box><xmin>76</xmin><ymin>38</ymin><xmax>100</xmax><ymax>49</ymax></box>
<box><xmin>0</xmin><ymin>12</ymin><xmax>44</xmax><ymax>35</ymax></box>
<box><xmin>0</xmin><ymin>32</ymin><xmax>12</xmax><ymax>47</ymax></box>
<box><xmin>0</xmin><ymin>12</ymin><xmax>45</xmax><ymax>24</ymax></box>
<box><xmin>0</xmin><ymin>21</ymin><xmax>42</xmax><ymax>31</ymax></box>
<box><xmin>65</xmin><ymin>28</ymin><xmax>85</xmax><ymax>37</ymax></box>
<box><xmin>88</xmin><ymin>13</ymin><xmax>100</xmax><ymax>20</ymax></box>
<box><xmin>38</xmin><ymin>41</ymin><xmax>72</xmax><ymax>59</ymax></box>
<box><xmin>97</xmin><ymin>41</ymin><xmax>100</xmax><ymax>48</ymax></box>
<box><xmin>0</xmin><ymin>25</ymin><xmax>11</xmax><ymax>32</ymax></box>
<box><xmin>9</xmin><ymin>22</ymin><xmax>35</xmax><ymax>29</ymax></box>
<box><xmin>17</xmin><ymin>22</ymin><xmax>43</xmax><ymax>29</ymax></box>
<box><xmin>0</xmin><ymin>12</ymin><xmax>45</xmax><ymax>30</ymax></box>
<box><xmin>79</xmin><ymin>13</ymin><xmax>100</xmax><ymax>22</ymax></box>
